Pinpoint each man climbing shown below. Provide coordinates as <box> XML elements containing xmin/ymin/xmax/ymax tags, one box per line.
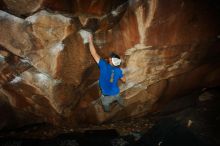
<box><xmin>88</xmin><ymin>34</ymin><xmax>126</xmax><ymax>112</ymax></box>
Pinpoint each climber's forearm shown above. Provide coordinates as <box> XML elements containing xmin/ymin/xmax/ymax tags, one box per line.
<box><xmin>89</xmin><ymin>36</ymin><xmax>100</xmax><ymax>63</ymax></box>
<box><xmin>120</xmin><ymin>76</ymin><xmax>126</xmax><ymax>83</ymax></box>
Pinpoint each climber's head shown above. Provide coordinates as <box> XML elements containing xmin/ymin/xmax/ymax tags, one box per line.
<box><xmin>109</xmin><ymin>52</ymin><xmax>121</xmax><ymax>67</ymax></box>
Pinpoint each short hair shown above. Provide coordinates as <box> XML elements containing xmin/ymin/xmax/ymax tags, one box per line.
<box><xmin>110</xmin><ymin>52</ymin><xmax>120</xmax><ymax>59</ymax></box>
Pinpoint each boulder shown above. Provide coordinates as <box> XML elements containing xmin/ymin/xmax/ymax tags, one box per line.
<box><xmin>0</xmin><ymin>0</ymin><xmax>220</xmax><ymax>128</ymax></box>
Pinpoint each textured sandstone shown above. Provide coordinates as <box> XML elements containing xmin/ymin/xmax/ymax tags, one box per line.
<box><xmin>3</xmin><ymin>0</ymin><xmax>43</xmax><ymax>15</ymax></box>
<box><xmin>25</xmin><ymin>10</ymin><xmax>73</xmax><ymax>77</ymax></box>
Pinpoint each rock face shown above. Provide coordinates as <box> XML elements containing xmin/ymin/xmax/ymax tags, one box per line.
<box><xmin>0</xmin><ymin>0</ymin><xmax>220</xmax><ymax>129</ymax></box>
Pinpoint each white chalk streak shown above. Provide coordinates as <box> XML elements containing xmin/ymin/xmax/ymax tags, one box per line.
<box><xmin>79</xmin><ymin>30</ymin><xmax>91</xmax><ymax>44</ymax></box>
<box><xmin>111</xmin><ymin>10</ymin><xmax>119</xmax><ymax>16</ymax></box>
<box><xmin>10</xmin><ymin>76</ymin><xmax>22</xmax><ymax>84</ymax></box>
<box><xmin>135</xmin><ymin>0</ymin><xmax>157</xmax><ymax>44</ymax></box>
<box><xmin>20</xmin><ymin>58</ymin><xmax>31</xmax><ymax>64</ymax></box>
<box><xmin>50</xmin><ymin>43</ymin><xmax>64</xmax><ymax>54</ymax></box>
<box><xmin>0</xmin><ymin>54</ymin><xmax>5</xmax><ymax>62</ymax></box>
<box><xmin>26</xmin><ymin>10</ymin><xmax>71</xmax><ymax>24</ymax></box>
<box><xmin>0</xmin><ymin>10</ymin><xmax>23</xmax><ymax>23</ymax></box>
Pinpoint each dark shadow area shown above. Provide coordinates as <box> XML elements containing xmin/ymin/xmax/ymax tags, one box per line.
<box><xmin>0</xmin><ymin>119</ymin><xmax>216</xmax><ymax>146</ymax></box>
<box><xmin>0</xmin><ymin>87</ymin><xmax>219</xmax><ymax>146</ymax></box>
<box><xmin>134</xmin><ymin>118</ymin><xmax>212</xmax><ymax>146</ymax></box>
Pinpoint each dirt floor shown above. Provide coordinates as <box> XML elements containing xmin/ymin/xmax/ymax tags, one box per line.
<box><xmin>0</xmin><ymin>87</ymin><xmax>219</xmax><ymax>146</ymax></box>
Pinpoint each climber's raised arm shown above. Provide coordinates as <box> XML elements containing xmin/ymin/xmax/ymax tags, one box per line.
<box><xmin>88</xmin><ymin>35</ymin><xmax>100</xmax><ymax>63</ymax></box>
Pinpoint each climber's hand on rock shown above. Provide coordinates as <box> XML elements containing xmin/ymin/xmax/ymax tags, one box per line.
<box><xmin>88</xmin><ymin>34</ymin><xmax>93</xmax><ymax>42</ymax></box>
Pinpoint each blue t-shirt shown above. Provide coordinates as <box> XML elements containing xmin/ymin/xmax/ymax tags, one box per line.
<box><xmin>98</xmin><ymin>59</ymin><xmax>123</xmax><ymax>96</ymax></box>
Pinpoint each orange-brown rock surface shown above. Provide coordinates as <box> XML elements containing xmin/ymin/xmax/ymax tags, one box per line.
<box><xmin>0</xmin><ymin>0</ymin><xmax>220</xmax><ymax>129</ymax></box>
